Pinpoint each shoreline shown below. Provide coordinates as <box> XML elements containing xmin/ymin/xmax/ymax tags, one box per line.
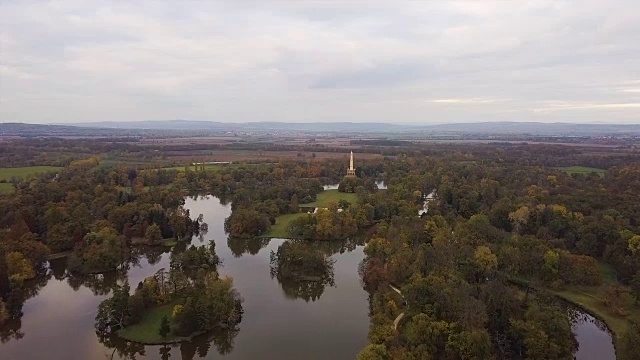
<box><xmin>508</xmin><ymin>277</ymin><xmax>622</xmax><ymax>359</ymax></box>
<box><xmin>116</xmin><ymin>330</ymin><xmax>205</xmax><ymax>345</ymax></box>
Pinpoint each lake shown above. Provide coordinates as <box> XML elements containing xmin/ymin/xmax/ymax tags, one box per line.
<box><xmin>0</xmin><ymin>194</ymin><xmax>617</xmax><ymax>360</ymax></box>
<box><xmin>0</xmin><ymin>195</ymin><xmax>369</xmax><ymax>359</ymax></box>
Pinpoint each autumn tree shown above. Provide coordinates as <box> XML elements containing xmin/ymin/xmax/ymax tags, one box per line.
<box><xmin>144</xmin><ymin>224</ymin><xmax>163</xmax><ymax>245</ymax></box>
<box><xmin>159</xmin><ymin>315</ymin><xmax>171</xmax><ymax>339</ymax></box>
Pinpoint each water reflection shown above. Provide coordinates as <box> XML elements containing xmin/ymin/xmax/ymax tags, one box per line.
<box><xmin>227</xmin><ymin>237</ymin><xmax>270</xmax><ymax>257</ymax></box>
<box><xmin>0</xmin><ymin>195</ymin><xmax>370</xmax><ymax>360</ymax></box>
<box><xmin>99</xmin><ymin>324</ymin><xmax>241</xmax><ymax>360</ymax></box>
<box><xmin>276</xmin><ymin>273</ymin><xmax>335</xmax><ymax>302</ymax></box>
<box><xmin>67</xmin><ymin>270</ymin><xmax>124</xmax><ymax>296</ymax></box>
<box><xmin>566</xmin><ymin>307</ymin><xmax>616</xmax><ymax>360</ymax></box>
<box><xmin>1</xmin><ymin>272</ymin><xmax>50</xmax><ymax>343</ymax></box>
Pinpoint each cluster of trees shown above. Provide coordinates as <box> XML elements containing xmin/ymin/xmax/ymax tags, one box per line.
<box><xmin>96</xmin><ymin>242</ymin><xmax>242</xmax><ymax>340</ymax></box>
<box><xmin>269</xmin><ymin>240</ymin><xmax>334</xmax><ymax>282</ymax></box>
<box><xmin>288</xmin><ymin>202</ymin><xmax>374</xmax><ymax>240</ymax></box>
<box><xmin>338</xmin><ymin>177</ymin><xmax>364</xmax><ymax>193</ymax></box>
<box><xmin>269</xmin><ymin>241</ymin><xmax>335</xmax><ymax>302</ymax></box>
<box><xmin>359</xmin><ymin>218</ymin><xmax>578</xmax><ymax>359</ymax></box>
<box><xmin>0</xmin><ymin>157</ymin><xmax>204</xmax><ymax>326</ymax></box>
<box><xmin>353</xmin><ymin>155</ymin><xmax>640</xmax><ymax>359</ymax></box>
<box><xmin>3</xmin><ymin>138</ymin><xmax>640</xmax><ymax>358</ymax></box>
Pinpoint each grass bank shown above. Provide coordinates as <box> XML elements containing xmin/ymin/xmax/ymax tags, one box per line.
<box><xmin>511</xmin><ymin>265</ymin><xmax>638</xmax><ymax>360</ymax></box>
<box><xmin>300</xmin><ymin>189</ymin><xmax>357</xmax><ymax>208</ymax></box>
<box><xmin>117</xmin><ymin>301</ymin><xmax>200</xmax><ymax>344</ymax></box>
<box><xmin>264</xmin><ymin>213</ymin><xmax>308</xmax><ymax>238</ymax></box>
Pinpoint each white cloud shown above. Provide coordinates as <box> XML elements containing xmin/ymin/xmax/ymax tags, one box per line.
<box><xmin>533</xmin><ymin>101</ymin><xmax>640</xmax><ymax>112</ymax></box>
<box><xmin>0</xmin><ymin>0</ymin><xmax>639</xmax><ymax>123</ymax></box>
<box><xmin>431</xmin><ymin>98</ymin><xmax>507</xmax><ymax>104</ymax></box>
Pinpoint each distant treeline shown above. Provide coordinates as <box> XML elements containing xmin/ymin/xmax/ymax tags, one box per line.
<box><xmin>350</xmin><ymin>139</ymin><xmax>414</xmax><ymax>146</ymax></box>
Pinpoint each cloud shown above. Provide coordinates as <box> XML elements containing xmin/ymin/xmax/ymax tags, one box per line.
<box><xmin>0</xmin><ymin>0</ymin><xmax>639</xmax><ymax>123</ymax></box>
<box><xmin>431</xmin><ymin>98</ymin><xmax>507</xmax><ymax>105</ymax></box>
<box><xmin>534</xmin><ymin>101</ymin><xmax>640</xmax><ymax>112</ymax></box>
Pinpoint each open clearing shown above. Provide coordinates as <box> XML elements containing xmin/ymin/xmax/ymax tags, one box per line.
<box><xmin>300</xmin><ymin>189</ymin><xmax>358</xmax><ymax>208</ymax></box>
<box><xmin>0</xmin><ymin>166</ymin><xmax>62</xmax><ymax>181</ymax></box>
<box><xmin>265</xmin><ymin>189</ymin><xmax>358</xmax><ymax>238</ymax></box>
<box><xmin>0</xmin><ymin>183</ymin><xmax>14</xmax><ymax>194</ymax></box>
<box><xmin>265</xmin><ymin>213</ymin><xmax>309</xmax><ymax>238</ymax></box>
<box><xmin>117</xmin><ymin>301</ymin><xmax>187</xmax><ymax>344</ymax></box>
<box><xmin>557</xmin><ymin>166</ymin><xmax>605</xmax><ymax>177</ymax></box>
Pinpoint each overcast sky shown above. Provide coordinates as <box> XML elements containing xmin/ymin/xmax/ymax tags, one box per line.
<box><xmin>1</xmin><ymin>1</ymin><xmax>639</xmax><ymax>124</ymax></box>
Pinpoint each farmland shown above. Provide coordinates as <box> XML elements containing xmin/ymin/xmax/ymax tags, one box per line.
<box><xmin>0</xmin><ymin>166</ymin><xmax>62</xmax><ymax>181</ymax></box>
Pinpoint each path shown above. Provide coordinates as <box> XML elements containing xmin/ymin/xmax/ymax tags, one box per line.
<box><xmin>390</xmin><ymin>284</ymin><xmax>405</xmax><ymax>331</ymax></box>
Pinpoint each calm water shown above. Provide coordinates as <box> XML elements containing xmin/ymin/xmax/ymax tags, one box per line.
<box><xmin>0</xmin><ymin>195</ymin><xmax>369</xmax><ymax>360</ymax></box>
<box><xmin>0</xmin><ymin>194</ymin><xmax>616</xmax><ymax>360</ymax></box>
<box><xmin>570</xmin><ymin>309</ymin><xmax>616</xmax><ymax>360</ymax></box>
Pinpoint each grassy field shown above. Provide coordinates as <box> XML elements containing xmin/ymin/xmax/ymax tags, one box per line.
<box><xmin>558</xmin><ymin>166</ymin><xmax>606</xmax><ymax>177</ymax></box>
<box><xmin>0</xmin><ymin>166</ymin><xmax>62</xmax><ymax>181</ymax></box>
<box><xmin>264</xmin><ymin>190</ymin><xmax>359</xmax><ymax>238</ymax></box>
<box><xmin>300</xmin><ymin>190</ymin><xmax>358</xmax><ymax>208</ymax></box>
<box><xmin>117</xmin><ymin>301</ymin><xmax>196</xmax><ymax>344</ymax></box>
<box><xmin>160</xmin><ymin>163</ymin><xmax>240</xmax><ymax>172</ymax></box>
<box><xmin>264</xmin><ymin>213</ymin><xmax>309</xmax><ymax>238</ymax></box>
<box><xmin>0</xmin><ymin>183</ymin><xmax>14</xmax><ymax>194</ymax></box>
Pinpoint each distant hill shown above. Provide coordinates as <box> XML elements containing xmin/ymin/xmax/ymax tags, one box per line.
<box><xmin>68</xmin><ymin>120</ymin><xmax>231</xmax><ymax>131</ymax></box>
<box><xmin>3</xmin><ymin>120</ymin><xmax>640</xmax><ymax>137</ymax></box>
<box><xmin>416</xmin><ymin>122</ymin><xmax>640</xmax><ymax>136</ymax></box>
<box><xmin>66</xmin><ymin>120</ymin><xmax>640</xmax><ymax>136</ymax></box>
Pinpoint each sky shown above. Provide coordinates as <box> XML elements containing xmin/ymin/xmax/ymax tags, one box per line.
<box><xmin>1</xmin><ymin>0</ymin><xmax>639</xmax><ymax>124</ymax></box>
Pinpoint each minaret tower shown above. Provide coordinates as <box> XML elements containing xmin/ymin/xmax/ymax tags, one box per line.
<box><xmin>346</xmin><ymin>151</ymin><xmax>356</xmax><ymax>177</ymax></box>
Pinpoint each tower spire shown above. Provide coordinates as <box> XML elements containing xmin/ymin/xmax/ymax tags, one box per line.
<box><xmin>350</xmin><ymin>151</ymin><xmax>354</xmax><ymax>171</ymax></box>
<box><xmin>346</xmin><ymin>151</ymin><xmax>356</xmax><ymax>177</ymax></box>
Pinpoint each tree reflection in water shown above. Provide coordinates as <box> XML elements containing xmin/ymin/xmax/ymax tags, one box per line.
<box><xmin>270</xmin><ymin>239</ymin><xmax>341</xmax><ymax>302</ymax></box>
<box><xmin>0</xmin><ymin>271</ymin><xmax>50</xmax><ymax>343</ymax></box>
<box><xmin>276</xmin><ymin>273</ymin><xmax>335</xmax><ymax>302</ymax></box>
<box><xmin>97</xmin><ymin>322</ymin><xmax>241</xmax><ymax>360</ymax></box>
<box><xmin>227</xmin><ymin>236</ymin><xmax>270</xmax><ymax>257</ymax></box>
<box><xmin>67</xmin><ymin>270</ymin><xmax>125</xmax><ymax>296</ymax></box>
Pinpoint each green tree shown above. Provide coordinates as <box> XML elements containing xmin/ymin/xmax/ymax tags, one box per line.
<box><xmin>159</xmin><ymin>315</ymin><xmax>171</xmax><ymax>339</ymax></box>
<box><xmin>144</xmin><ymin>224</ymin><xmax>163</xmax><ymax>245</ymax></box>
<box><xmin>95</xmin><ymin>282</ymin><xmax>132</xmax><ymax>333</ymax></box>
<box><xmin>474</xmin><ymin>246</ymin><xmax>497</xmax><ymax>278</ymax></box>
<box><xmin>446</xmin><ymin>329</ymin><xmax>493</xmax><ymax>360</ymax></box>
<box><xmin>356</xmin><ymin>344</ymin><xmax>390</xmax><ymax>360</ymax></box>
<box><xmin>543</xmin><ymin>250</ymin><xmax>560</xmax><ymax>282</ymax></box>
<box><xmin>631</xmin><ymin>272</ymin><xmax>640</xmax><ymax>305</ymax></box>
<box><xmin>628</xmin><ymin>235</ymin><xmax>640</xmax><ymax>254</ymax></box>
<box><xmin>621</xmin><ymin>317</ymin><xmax>640</xmax><ymax>359</ymax></box>
<box><xmin>290</xmin><ymin>194</ymin><xmax>299</xmax><ymax>211</ymax></box>
<box><xmin>6</xmin><ymin>251</ymin><xmax>36</xmax><ymax>284</ymax></box>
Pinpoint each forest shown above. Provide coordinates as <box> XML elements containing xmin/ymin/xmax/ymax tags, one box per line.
<box><xmin>0</xmin><ymin>137</ymin><xmax>640</xmax><ymax>359</ymax></box>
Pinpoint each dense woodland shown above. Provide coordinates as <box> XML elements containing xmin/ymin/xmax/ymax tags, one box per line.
<box><xmin>1</xmin><ymin>138</ymin><xmax>640</xmax><ymax>359</ymax></box>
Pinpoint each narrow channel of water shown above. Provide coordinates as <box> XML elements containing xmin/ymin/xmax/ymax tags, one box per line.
<box><xmin>570</xmin><ymin>308</ymin><xmax>616</xmax><ymax>360</ymax></box>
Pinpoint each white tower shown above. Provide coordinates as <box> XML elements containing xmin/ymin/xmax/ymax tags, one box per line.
<box><xmin>346</xmin><ymin>151</ymin><xmax>356</xmax><ymax>177</ymax></box>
